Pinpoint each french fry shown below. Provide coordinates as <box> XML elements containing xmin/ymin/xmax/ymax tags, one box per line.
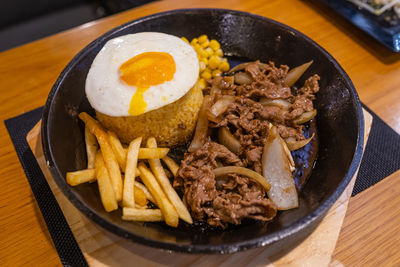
<box><xmin>122</xmin><ymin>208</ymin><xmax>163</xmax><ymax>222</ymax></box>
<box><xmin>79</xmin><ymin>112</ymin><xmax>123</xmax><ymax>202</ymax></box>
<box><xmin>147</xmin><ymin>138</ymin><xmax>193</xmax><ymax>224</ymax></box>
<box><xmin>138</xmin><ymin>162</ymin><xmax>179</xmax><ymax>227</ymax></box>
<box><xmin>122</xmin><ymin>137</ymin><xmax>142</xmax><ymax>208</ymax></box>
<box><xmin>135</xmin><ymin>169</ymin><xmax>140</xmax><ymax>177</ymax></box>
<box><xmin>95</xmin><ymin>151</ymin><xmax>118</xmax><ymax>212</ymax></box>
<box><xmin>134</xmin><ymin>184</ymin><xmax>148</xmax><ymax>207</ymax></box>
<box><xmin>138</xmin><ymin>148</ymin><xmax>169</xmax><ymax>159</ymax></box>
<box><xmin>123</xmin><ymin>148</ymin><xmax>170</xmax><ymax>159</ymax></box>
<box><xmin>85</xmin><ymin>126</ymin><xmax>98</xmax><ymax>169</ymax></box>
<box><xmin>108</xmin><ymin>131</ymin><xmax>127</xmax><ymax>171</ymax></box>
<box><xmin>161</xmin><ymin>156</ymin><xmax>179</xmax><ymax>177</ymax></box>
<box><xmin>135</xmin><ymin>181</ymin><xmax>156</xmax><ymax>204</ymax></box>
<box><xmin>66</xmin><ymin>169</ymin><xmax>95</xmax><ymax>186</ymax></box>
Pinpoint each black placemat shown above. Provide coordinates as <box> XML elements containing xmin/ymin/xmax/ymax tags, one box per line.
<box><xmin>4</xmin><ymin>105</ymin><xmax>400</xmax><ymax>264</ymax></box>
<box><xmin>4</xmin><ymin>107</ymin><xmax>88</xmax><ymax>267</ymax></box>
<box><xmin>353</xmin><ymin>104</ymin><xmax>400</xmax><ymax>195</ymax></box>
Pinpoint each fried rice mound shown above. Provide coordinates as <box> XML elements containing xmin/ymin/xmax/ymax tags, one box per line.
<box><xmin>96</xmin><ymin>85</ymin><xmax>203</xmax><ymax>147</ymax></box>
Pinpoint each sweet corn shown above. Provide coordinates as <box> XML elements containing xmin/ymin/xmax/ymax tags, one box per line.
<box><xmin>212</xmin><ymin>69</ymin><xmax>222</xmax><ymax>77</ymax></box>
<box><xmin>186</xmin><ymin>34</ymin><xmax>231</xmax><ymax>84</ymax></box>
<box><xmin>192</xmin><ymin>43</ymin><xmax>201</xmax><ymax>51</ymax></box>
<box><xmin>181</xmin><ymin>37</ymin><xmax>189</xmax><ymax>43</ymax></box>
<box><xmin>205</xmin><ymin>47</ymin><xmax>214</xmax><ymax>57</ymax></box>
<box><xmin>199</xmin><ymin>61</ymin><xmax>207</xmax><ymax>72</ymax></box>
<box><xmin>199</xmin><ymin>57</ymin><xmax>208</xmax><ymax>65</ymax></box>
<box><xmin>201</xmin><ymin>70</ymin><xmax>212</xmax><ymax>80</ymax></box>
<box><xmin>190</xmin><ymin>38</ymin><xmax>198</xmax><ymax>46</ymax></box>
<box><xmin>219</xmin><ymin>61</ymin><xmax>230</xmax><ymax>72</ymax></box>
<box><xmin>208</xmin><ymin>55</ymin><xmax>220</xmax><ymax>70</ymax></box>
<box><xmin>196</xmin><ymin>48</ymin><xmax>208</xmax><ymax>58</ymax></box>
<box><xmin>198</xmin><ymin>34</ymin><xmax>208</xmax><ymax>44</ymax></box>
<box><xmin>197</xmin><ymin>78</ymin><xmax>207</xmax><ymax>89</ymax></box>
<box><xmin>200</xmin><ymin>39</ymin><xmax>209</xmax><ymax>48</ymax></box>
<box><xmin>209</xmin><ymin>39</ymin><xmax>220</xmax><ymax>51</ymax></box>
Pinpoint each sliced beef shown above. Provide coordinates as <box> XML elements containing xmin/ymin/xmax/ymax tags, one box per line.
<box><xmin>214</xmin><ymin>98</ymin><xmax>270</xmax><ymax>173</ymax></box>
<box><xmin>212</xmin><ymin>62</ymin><xmax>320</xmax><ymax>160</ymax></box>
<box><xmin>175</xmin><ymin>61</ymin><xmax>320</xmax><ymax>228</ymax></box>
<box><xmin>175</xmin><ymin>141</ymin><xmax>277</xmax><ymax>228</ymax></box>
<box><xmin>235</xmin><ymin>61</ymin><xmax>291</xmax><ymax>100</ymax></box>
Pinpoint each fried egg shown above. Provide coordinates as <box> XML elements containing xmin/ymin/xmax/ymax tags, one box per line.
<box><xmin>85</xmin><ymin>32</ymin><xmax>199</xmax><ymax>117</ymax></box>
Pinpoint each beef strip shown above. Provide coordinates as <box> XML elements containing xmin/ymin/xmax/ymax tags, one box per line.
<box><xmin>235</xmin><ymin>61</ymin><xmax>292</xmax><ymax>100</ymax></box>
<box><xmin>214</xmin><ymin>97</ymin><xmax>270</xmax><ymax>173</ymax></box>
<box><xmin>175</xmin><ymin>140</ymin><xmax>277</xmax><ymax>228</ymax></box>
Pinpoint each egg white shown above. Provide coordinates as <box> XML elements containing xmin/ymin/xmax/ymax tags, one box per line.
<box><xmin>85</xmin><ymin>32</ymin><xmax>199</xmax><ymax>117</ymax></box>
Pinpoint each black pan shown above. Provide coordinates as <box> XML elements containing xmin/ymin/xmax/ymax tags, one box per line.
<box><xmin>42</xmin><ymin>9</ymin><xmax>364</xmax><ymax>254</ymax></box>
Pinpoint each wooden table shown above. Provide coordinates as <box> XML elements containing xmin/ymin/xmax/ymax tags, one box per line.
<box><xmin>0</xmin><ymin>0</ymin><xmax>399</xmax><ymax>266</ymax></box>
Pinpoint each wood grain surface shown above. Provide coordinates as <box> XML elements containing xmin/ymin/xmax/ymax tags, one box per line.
<box><xmin>1</xmin><ymin>0</ymin><xmax>400</xmax><ymax>266</ymax></box>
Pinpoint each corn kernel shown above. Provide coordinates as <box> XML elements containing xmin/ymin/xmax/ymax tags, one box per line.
<box><xmin>209</xmin><ymin>39</ymin><xmax>221</xmax><ymax>51</ymax></box>
<box><xmin>201</xmin><ymin>70</ymin><xmax>212</xmax><ymax>80</ymax></box>
<box><xmin>197</xmin><ymin>48</ymin><xmax>208</xmax><ymax>58</ymax></box>
<box><xmin>205</xmin><ymin>47</ymin><xmax>214</xmax><ymax>57</ymax></box>
<box><xmin>181</xmin><ymin>37</ymin><xmax>189</xmax><ymax>43</ymax></box>
<box><xmin>190</xmin><ymin>38</ymin><xmax>198</xmax><ymax>45</ymax></box>
<box><xmin>197</xmin><ymin>78</ymin><xmax>207</xmax><ymax>89</ymax></box>
<box><xmin>216</xmin><ymin>48</ymin><xmax>223</xmax><ymax>57</ymax></box>
<box><xmin>199</xmin><ymin>61</ymin><xmax>207</xmax><ymax>72</ymax></box>
<box><xmin>200</xmin><ymin>39</ymin><xmax>210</xmax><ymax>48</ymax></box>
<box><xmin>219</xmin><ymin>61</ymin><xmax>230</xmax><ymax>72</ymax></box>
<box><xmin>199</xmin><ymin>57</ymin><xmax>208</xmax><ymax>65</ymax></box>
<box><xmin>192</xmin><ymin>43</ymin><xmax>201</xmax><ymax>51</ymax></box>
<box><xmin>209</xmin><ymin>55</ymin><xmax>220</xmax><ymax>70</ymax></box>
<box><xmin>212</xmin><ymin>69</ymin><xmax>222</xmax><ymax>77</ymax></box>
<box><xmin>198</xmin><ymin>34</ymin><xmax>208</xmax><ymax>44</ymax></box>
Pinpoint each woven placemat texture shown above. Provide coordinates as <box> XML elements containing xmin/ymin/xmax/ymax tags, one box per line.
<box><xmin>4</xmin><ymin>107</ymin><xmax>88</xmax><ymax>267</ymax></box>
<box><xmin>352</xmin><ymin>105</ymin><xmax>400</xmax><ymax>195</ymax></box>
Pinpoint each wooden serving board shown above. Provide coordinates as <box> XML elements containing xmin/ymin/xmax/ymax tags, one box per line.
<box><xmin>26</xmin><ymin>109</ymin><xmax>372</xmax><ymax>266</ymax></box>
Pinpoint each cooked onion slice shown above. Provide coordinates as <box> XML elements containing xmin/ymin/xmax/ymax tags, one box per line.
<box><xmin>262</xmin><ymin>126</ymin><xmax>298</xmax><ymax>210</ymax></box>
<box><xmin>234</xmin><ymin>72</ymin><xmax>253</xmax><ymax>85</ymax></box>
<box><xmin>218</xmin><ymin>127</ymin><xmax>241</xmax><ymax>154</ymax></box>
<box><xmin>209</xmin><ymin>95</ymin><xmax>235</xmax><ymax>118</ymax></box>
<box><xmin>228</xmin><ymin>62</ymin><xmax>252</xmax><ymax>73</ymax></box>
<box><xmin>213</xmin><ymin>166</ymin><xmax>271</xmax><ymax>192</ymax></box>
<box><xmin>259</xmin><ymin>98</ymin><xmax>292</xmax><ymax>109</ymax></box>
<box><xmin>188</xmin><ymin>95</ymin><xmax>213</xmax><ymax>152</ymax></box>
<box><xmin>210</xmin><ymin>77</ymin><xmax>223</xmax><ymax>96</ymax></box>
<box><xmin>281</xmin><ymin>138</ymin><xmax>295</xmax><ymax>172</ymax></box>
<box><xmin>228</xmin><ymin>61</ymin><xmax>269</xmax><ymax>74</ymax></box>
<box><xmin>285</xmin><ymin>60</ymin><xmax>313</xmax><ymax>87</ymax></box>
<box><xmin>293</xmin><ymin>109</ymin><xmax>317</xmax><ymax>124</ymax></box>
<box><xmin>286</xmin><ymin>133</ymin><xmax>315</xmax><ymax>151</ymax></box>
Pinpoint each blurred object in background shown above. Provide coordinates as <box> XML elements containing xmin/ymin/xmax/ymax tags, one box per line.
<box><xmin>0</xmin><ymin>0</ymin><xmax>155</xmax><ymax>52</ymax></box>
<box><xmin>348</xmin><ymin>0</ymin><xmax>400</xmax><ymax>18</ymax></box>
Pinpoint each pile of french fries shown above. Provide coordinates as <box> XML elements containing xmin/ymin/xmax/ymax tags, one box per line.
<box><xmin>66</xmin><ymin>112</ymin><xmax>192</xmax><ymax>227</ymax></box>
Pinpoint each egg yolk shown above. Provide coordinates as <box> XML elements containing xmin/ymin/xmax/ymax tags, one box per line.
<box><xmin>119</xmin><ymin>52</ymin><xmax>176</xmax><ymax>116</ymax></box>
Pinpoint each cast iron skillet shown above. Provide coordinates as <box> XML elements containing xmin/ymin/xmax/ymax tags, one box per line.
<box><xmin>42</xmin><ymin>9</ymin><xmax>364</xmax><ymax>254</ymax></box>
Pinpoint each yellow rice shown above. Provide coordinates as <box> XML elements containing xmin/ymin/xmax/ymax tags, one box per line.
<box><xmin>96</xmin><ymin>85</ymin><xmax>203</xmax><ymax>147</ymax></box>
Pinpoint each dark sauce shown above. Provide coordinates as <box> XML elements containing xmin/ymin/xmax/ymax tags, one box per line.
<box><xmin>292</xmin><ymin>119</ymin><xmax>318</xmax><ymax>191</ymax></box>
